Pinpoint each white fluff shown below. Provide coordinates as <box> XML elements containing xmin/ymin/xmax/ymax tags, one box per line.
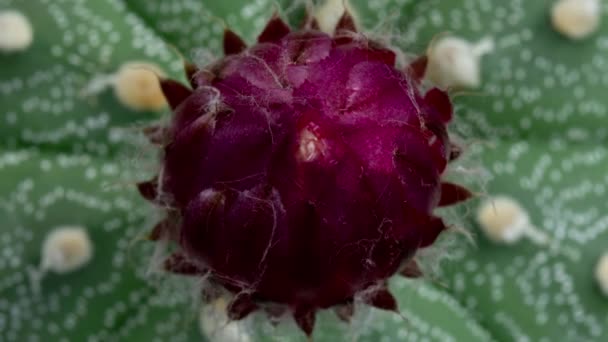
<box><xmin>113</xmin><ymin>61</ymin><xmax>167</xmax><ymax>111</ymax></box>
<box><xmin>199</xmin><ymin>297</ymin><xmax>252</xmax><ymax>342</ymax></box>
<box><xmin>41</xmin><ymin>226</ymin><xmax>93</xmax><ymax>273</ymax></box>
<box><xmin>476</xmin><ymin>196</ymin><xmax>547</xmax><ymax>245</ymax></box>
<box><xmin>551</xmin><ymin>0</ymin><xmax>601</xmax><ymax>40</ymax></box>
<box><xmin>0</xmin><ymin>10</ymin><xmax>33</xmax><ymax>52</ymax></box>
<box><xmin>314</xmin><ymin>0</ymin><xmax>359</xmax><ymax>34</ymax></box>
<box><xmin>426</xmin><ymin>36</ymin><xmax>494</xmax><ymax>89</ymax></box>
<box><xmin>595</xmin><ymin>253</ymin><xmax>608</xmax><ymax>296</ymax></box>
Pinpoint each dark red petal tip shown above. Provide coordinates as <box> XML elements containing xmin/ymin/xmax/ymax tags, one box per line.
<box><xmin>449</xmin><ymin>143</ymin><xmax>463</xmax><ymax>161</ymax></box>
<box><xmin>438</xmin><ymin>182</ymin><xmax>473</xmax><ymax>207</ymax></box>
<box><xmin>160</xmin><ymin>79</ymin><xmax>193</xmax><ymax>109</ymax></box>
<box><xmin>400</xmin><ymin>259</ymin><xmax>423</xmax><ymax>278</ymax></box>
<box><xmin>227</xmin><ymin>294</ymin><xmax>258</xmax><ymax>321</ymax></box>
<box><xmin>425</xmin><ymin>88</ymin><xmax>453</xmax><ymax>123</ymax></box>
<box><xmin>365</xmin><ymin>287</ymin><xmax>398</xmax><ymax>312</ymax></box>
<box><xmin>223</xmin><ymin>29</ymin><xmax>247</xmax><ymax>55</ymax></box>
<box><xmin>335</xmin><ymin>11</ymin><xmax>357</xmax><ymax>33</ymax></box>
<box><xmin>300</xmin><ymin>5</ymin><xmax>320</xmax><ymax>30</ymax></box>
<box><xmin>419</xmin><ymin>216</ymin><xmax>447</xmax><ymax>248</ymax></box>
<box><xmin>164</xmin><ymin>253</ymin><xmax>205</xmax><ymax>275</ymax></box>
<box><xmin>184</xmin><ymin>60</ymin><xmax>198</xmax><ymax>88</ymax></box>
<box><xmin>136</xmin><ymin>178</ymin><xmax>158</xmax><ymax>202</ymax></box>
<box><xmin>258</xmin><ymin>13</ymin><xmax>291</xmax><ymax>43</ymax></box>
<box><xmin>148</xmin><ymin>218</ymin><xmax>169</xmax><ymax>241</ymax></box>
<box><xmin>293</xmin><ymin>308</ymin><xmax>316</xmax><ymax>336</ymax></box>
<box><xmin>406</xmin><ymin>55</ymin><xmax>428</xmax><ymax>82</ymax></box>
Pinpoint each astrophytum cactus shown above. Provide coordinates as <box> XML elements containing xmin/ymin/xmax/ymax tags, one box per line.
<box><xmin>137</xmin><ymin>9</ymin><xmax>471</xmax><ymax>336</ymax></box>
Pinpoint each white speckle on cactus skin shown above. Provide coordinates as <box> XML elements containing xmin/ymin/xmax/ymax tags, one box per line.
<box><xmin>199</xmin><ymin>297</ymin><xmax>252</xmax><ymax>342</ymax></box>
<box><xmin>551</xmin><ymin>0</ymin><xmax>601</xmax><ymax>40</ymax></box>
<box><xmin>426</xmin><ymin>36</ymin><xmax>494</xmax><ymax>89</ymax></box>
<box><xmin>595</xmin><ymin>253</ymin><xmax>608</xmax><ymax>296</ymax></box>
<box><xmin>476</xmin><ymin>196</ymin><xmax>548</xmax><ymax>245</ymax></box>
<box><xmin>41</xmin><ymin>226</ymin><xmax>93</xmax><ymax>273</ymax></box>
<box><xmin>0</xmin><ymin>10</ymin><xmax>33</xmax><ymax>52</ymax></box>
<box><xmin>113</xmin><ymin>62</ymin><xmax>167</xmax><ymax>111</ymax></box>
<box><xmin>314</xmin><ymin>0</ymin><xmax>359</xmax><ymax>34</ymax></box>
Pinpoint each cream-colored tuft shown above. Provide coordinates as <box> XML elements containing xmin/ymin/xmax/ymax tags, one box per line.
<box><xmin>113</xmin><ymin>62</ymin><xmax>167</xmax><ymax>111</ymax></box>
<box><xmin>314</xmin><ymin>0</ymin><xmax>359</xmax><ymax>34</ymax></box>
<box><xmin>426</xmin><ymin>36</ymin><xmax>494</xmax><ymax>89</ymax></box>
<box><xmin>476</xmin><ymin>196</ymin><xmax>532</xmax><ymax>244</ymax></box>
<box><xmin>551</xmin><ymin>0</ymin><xmax>601</xmax><ymax>40</ymax></box>
<box><xmin>41</xmin><ymin>226</ymin><xmax>93</xmax><ymax>274</ymax></box>
<box><xmin>595</xmin><ymin>253</ymin><xmax>608</xmax><ymax>296</ymax></box>
<box><xmin>0</xmin><ymin>10</ymin><xmax>34</xmax><ymax>52</ymax></box>
<box><xmin>199</xmin><ymin>297</ymin><xmax>252</xmax><ymax>342</ymax></box>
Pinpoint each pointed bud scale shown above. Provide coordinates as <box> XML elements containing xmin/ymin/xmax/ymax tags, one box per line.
<box><xmin>258</xmin><ymin>13</ymin><xmax>291</xmax><ymax>43</ymax></box>
<box><xmin>400</xmin><ymin>259</ymin><xmax>423</xmax><ymax>278</ymax></box>
<box><xmin>419</xmin><ymin>216</ymin><xmax>447</xmax><ymax>248</ymax></box>
<box><xmin>333</xmin><ymin>302</ymin><xmax>355</xmax><ymax>322</ymax></box>
<box><xmin>449</xmin><ymin>143</ymin><xmax>462</xmax><ymax>161</ymax></box>
<box><xmin>365</xmin><ymin>287</ymin><xmax>398</xmax><ymax>312</ymax></box>
<box><xmin>293</xmin><ymin>308</ymin><xmax>316</xmax><ymax>337</ymax></box>
<box><xmin>439</xmin><ymin>182</ymin><xmax>473</xmax><ymax>207</ymax></box>
<box><xmin>148</xmin><ymin>218</ymin><xmax>169</xmax><ymax>241</ymax></box>
<box><xmin>335</xmin><ymin>11</ymin><xmax>357</xmax><ymax>33</ymax></box>
<box><xmin>160</xmin><ymin>79</ymin><xmax>192</xmax><ymax>110</ymax></box>
<box><xmin>136</xmin><ymin>178</ymin><xmax>158</xmax><ymax>202</ymax></box>
<box><xmin>148</xmin><ymin>211</ymin><xmax>180</xmax><ymax>241</ymax></box>
<box><xmin>300</xmin><ymin>6</ymin><xmax>320</xmax><ymax>30</ymax></box>
<box><xmin>406</xmin><ymin>55</ymin><xmax>428</xmax><ymax>83</ymax></box>
<box><xmin>184</xmin><ymin>60</ymin><xmax>198</xmax><ymax>88</ymax></box>
<box><xmin>223</xmin><ymin>29</ymin><xmax>247</xmax><ymax>55</ymax></box>
<box><xmin>164</xmin><ymin>252</ymin><xmax>205</xmax><ymax>275</ymax></box>
<box><xmin>142</xmin><ymin>125</ymin><xmax>169</xmax><ymax>146</ymax></box>
<box><xmin>227</xmin><ymin>294</ymin><xmax>258</xmax><ymax>321</ymax></box>
<box><xmin>424</xmin><ymin>88</ymin><xmax>453</xmax><ymax>123</ymax></box>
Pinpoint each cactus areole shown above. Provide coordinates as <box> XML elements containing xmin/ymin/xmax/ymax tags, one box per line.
<box><xmin>138</xmin><ymin>11</ymin><xmax>472</xmax><ymax>336</ymax></box>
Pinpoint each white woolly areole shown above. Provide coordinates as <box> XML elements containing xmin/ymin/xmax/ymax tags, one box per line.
<box><xmin>476</xmin><ymin>196</ymin><xmax>535</xmax><ymax>244</ymax></box>
<box><xmin>113</xmin><ymin>61</ymin><xmax>167</xmax><ymax>111</ymax></box>
<box><xmin>314</xmin><ymin>0</ymin><xmax>359</xmax><ymax>34</ymax></box>
<box><xmin>426</xmin><ymin>36</ymin><xmax>494</xmax><ymax>89</ymax></box>
<box><xmin>41</xmin><ymin>226</ymin><xmax>93</xmax><ymax>274</ymax></box>
<box><xmin>0</xmin><ymin>10</ymin><xmax>33</xmax><ymax>52</ymax></box>
<box><xmin>551</xmin><ymin>0</ymin><xmax>601</xmax><ymax>40</ymax></box>
<box><xmin>199</xmin><ymin>297</ymin><xmax>252</xmax><ymax>342</ymax></box>
<box><xmin>595</xmin><ymin>253</ymin><xmax>608</xmax><ymax>296</ymax></box>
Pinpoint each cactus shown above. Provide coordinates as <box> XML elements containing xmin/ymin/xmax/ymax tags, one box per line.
<box><xmin>0</xmin><ymin>0</ymin><xmax>607</xmax><ymax>341</ymax></box>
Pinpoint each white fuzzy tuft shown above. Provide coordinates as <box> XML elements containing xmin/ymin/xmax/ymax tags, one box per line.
<box><xmin>113</xmin><ymin>62</ymin><xmax>167</xmax><ymax>111</ymax></box>
<box><xmin>0</xmin><ymin>10</ymin><xmax>33</xmax><ymax>52</ymax></box>
<box><xmin>314</xmin><ymin>0</ymin><xmax>359</xmax><ymax>34</ymax></box>
<box><xmin>551</xmin><ymin>0</ymin><xmax>601</xmax><ymax>40</ymax></box>
<box><xmin>595</xmin><ymin>253</ymin><xmax>608</xmax><ymax>296</ymax></box>
<box><xmin>199</xmin><ymin>297</ymin><xmax>252</xmax><ymax>342</ymax></box>
<box><xmin>41</xmin><ymin>226</ymin><xmax>93</xmax><ymax>274</ymax></box>
<box><xmin>426</xmin><ymin>36</ymin><xmax>494</xmax><ymax>89</ymax></box>
<box><xmin>476</xmin><ymin>196</ymin><xmax>547</xmax><ymax>245</ymax></box>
